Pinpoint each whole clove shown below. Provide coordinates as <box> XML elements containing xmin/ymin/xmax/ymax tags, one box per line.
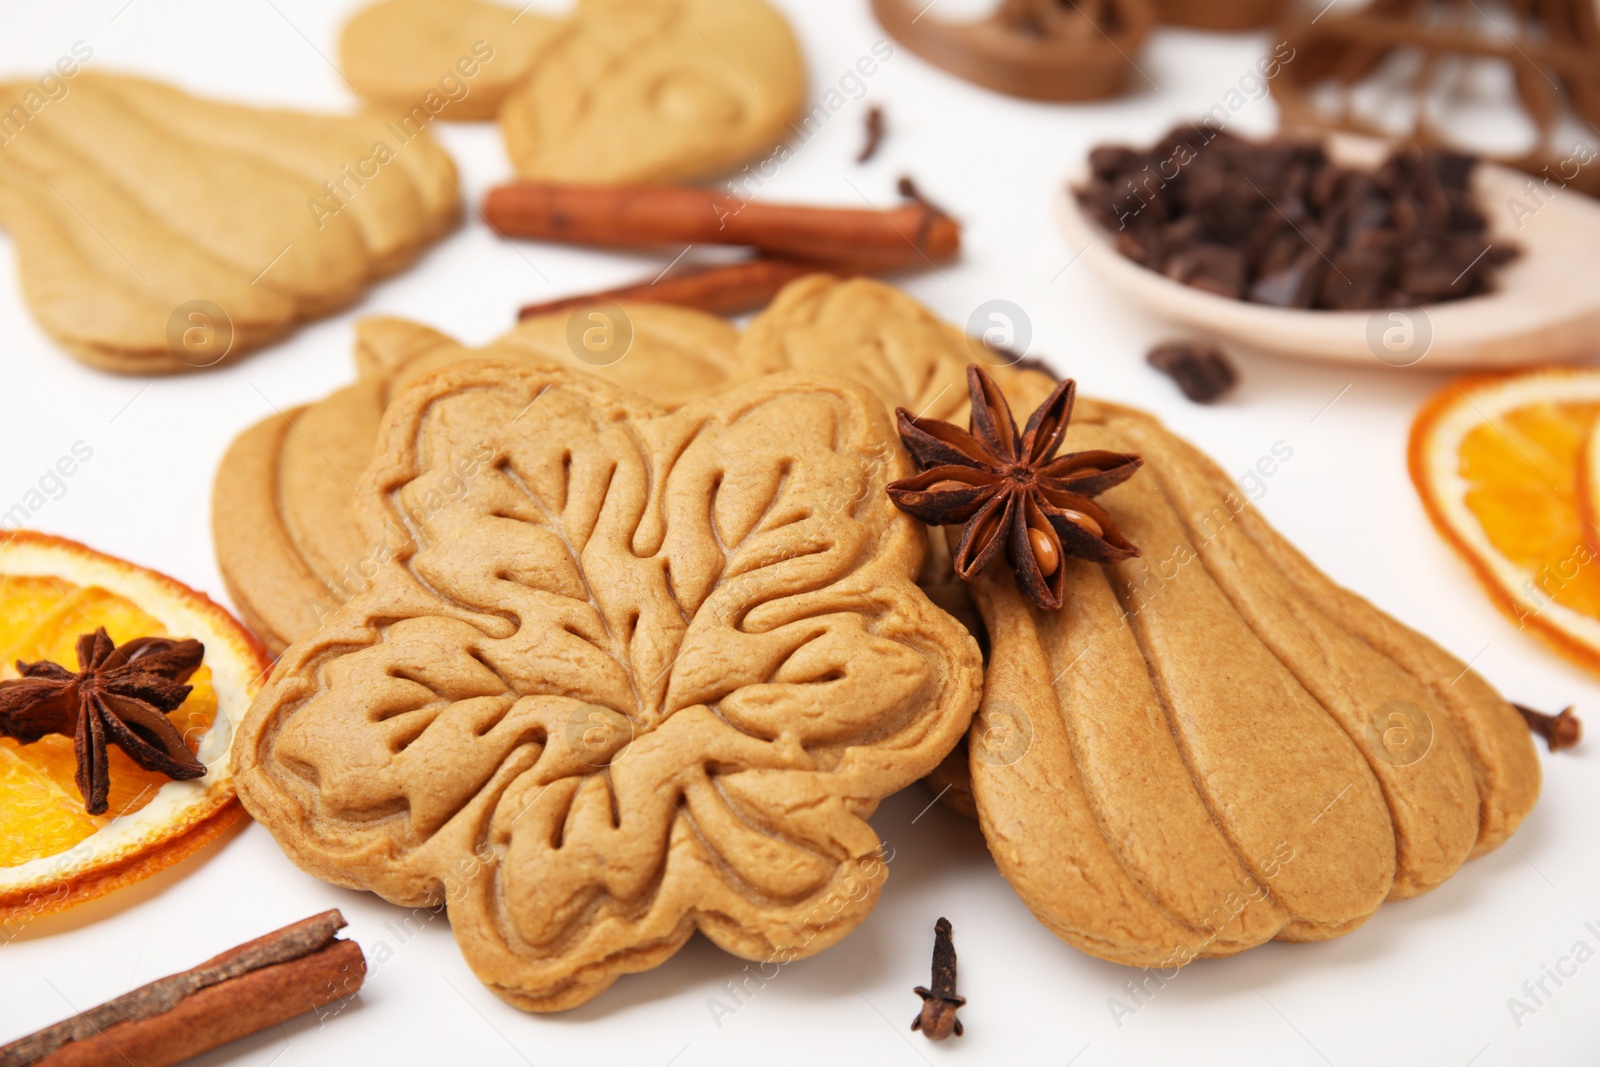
<box><xmin>897</xmin><ymin>175</ymin><xmax>953</xmax><ymax>258</ymax></box>
<box><xmin>1075</xmin><ymin>125</ymin><xmax>1518</xmax><ymax>310</ymax></box>
<box><xmin>911</xmin><ymin>916</ymin><xmax>966</xmax><ymax>1040</ymax></box>
<box><xmin>1514</xmin><ymin>703</ymin><xmax>1582</xmax><ymax>752</ymax></box>
<box><xmin>1147</xmin><ymin>340</ymin><xmax>1237</xmax><ymax>403</ymax></box>
<box><xmin>897</xmin><ymin>175</ymin><xmax>948</xmax><ymax>214</ymax></box>
<box><xmin>858</xmin><ymin>105</ymin><xmax>886</xmax><ymax>164</ymax></box>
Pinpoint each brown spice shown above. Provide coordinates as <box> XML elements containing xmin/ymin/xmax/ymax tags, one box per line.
<box><xmin>911</xmin><ymin>917</ymin><xmax>965</xmax><ymax>1040</ymax></box>
<box><xmin>483</xmin><ymin>182</ymin><xmax>960</xmax><ymax>272</ymax></box>
<box><xmin>887</xmin><ymin>364</ymin><xmax>1142</xmax><ymax>611</ymax></box>
<box><xmin>0</xmin><ymin>629</ymin><xmax>206</xmax><ymax>814</ymax></box>
<box><xmin>518</xmin><ymin>257</ymin><xmax>828</xmax><ymax>320</ymax></box>
<box><xmin>896</xmin><ymin>174</ymin><xmax>954</xmax><ymax>255</ymax></box>
<box><xmin>1272</xmin><ymin>0</ymin><xmax>1600</xmax><ymax>199</ymax></box>
<box><xmin>0</xmin><ymin>910</ymin><xmax>365</xmax><ymax>1067</ymax></box>
<box><xmin>896</xmin><ymin>174</ymin><xmax>946</xmax><ymax>215</ymax></box>
<box><xmin>1075</xmin><ymin>125</ymin><xmax>1518</xmax><ymax>310</ymax></box>
<box><xmin>1147</xmin><ymin>340</ymin><xmax>1237</xmax><ymax>403</ymax></box>
<box><xmin>857</xmin><ymin>105</ymin><xmax>886</xmax><ymax>164</ymax></box>
<box><xmin>1514</xmin><ymin>703</ymin><xmax>1582</xmax><ymax>753</ymax></box>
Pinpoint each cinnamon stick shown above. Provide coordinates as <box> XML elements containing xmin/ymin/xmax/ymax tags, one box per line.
<box><xmin>484</xmin><ymin>183</ymin><xmax>961</xmax><ymax>270</ymax></box>
<box><xmin>518</xmin><ymin>257</ymin><xmax>839</xmax><ymax>319</ymax></box>
<box><xmin>1</xmin><ymin>910</ymin><xmax>365</xmax><ymax>1067</ymax></box>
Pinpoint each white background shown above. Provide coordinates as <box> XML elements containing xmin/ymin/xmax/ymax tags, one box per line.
<box><xmin>3</xmin><ymin>2</ymin><xmax>1598</xmax><ymax>1065</ymax></box>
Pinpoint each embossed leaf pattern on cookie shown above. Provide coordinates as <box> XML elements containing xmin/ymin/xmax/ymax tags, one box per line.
<box><xmin>233</xmin><ymin>365</ymin><xmax>982</xmax><ymax>1011</ymax></box>
<box><xmin>212</xmin><ymin>304</ymin><xmax>754</xmax><ymax>655</ymax></box>
<box><xmin>213</xmin><ymin>277</ymin><xmax>1053</xmax><ymax>659</ymax></box>
<box><xmin>0</xmin><ymin>73</ymin><xmax>457</xmax><ymax>372</ymax></box>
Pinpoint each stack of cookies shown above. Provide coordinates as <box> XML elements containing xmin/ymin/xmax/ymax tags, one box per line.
<box><xmin>221</xmin><ymin>275</ymin><xmax>1541</xmax><ymax>1010</ymax></box>
<box><xmin>0</xmin><ymin>0</ymin><xmax>805</xmax><ymax>372</ymax></box>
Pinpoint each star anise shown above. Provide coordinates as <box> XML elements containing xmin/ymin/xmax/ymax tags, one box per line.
<box><xmin>887</xmin><ymin>364</ymin><xmax>1143</xmax><ymax>610</ymax></box>
<box><xmin>0</xmin><ymin>629</ymin><xmax>207</xmax><ymax>814</ymax></box>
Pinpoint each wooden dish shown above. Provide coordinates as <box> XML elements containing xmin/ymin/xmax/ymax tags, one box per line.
<box><xmin>1152</xmin><ymin>0</ymin><xmax>1284</xmax><ymax>31</ymax></box>
<box><xmin>871</xmin><ymin>0</ymin><xmax>1156</xmax><ymax>102</ymax></box>
<box><xmin>1055</xmin><ymin>133</ymin><xmax>1600</xmax><ymax>369</ymax></box>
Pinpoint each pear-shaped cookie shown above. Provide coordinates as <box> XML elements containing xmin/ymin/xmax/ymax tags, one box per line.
<box><xmin>0</xmin><ymin>73</ymin><xmax>456</xmax><ymax>372</ymax></box>
<box><xmin>499</xmin><ymin>0</ymin><xmax>804</xmax><ymax>184</ymax></box>
<box><xmin>233</xmin><ymin>363</ymin><xmax>981</xmax><ymax>1011</ymax></box>
<box><xmin>964</xmin><ymin>397</ymin><xmax>1540</xmax><ymax>966</ymax></box>
<box><xmin>212</xmin><ymin>304</ymin><xmax>758</xmax><ymax>653</ymax></box>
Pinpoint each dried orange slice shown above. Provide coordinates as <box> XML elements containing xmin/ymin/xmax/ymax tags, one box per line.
<box><xmin>0</xmin><ymin>531</ymin><xmax>270</xmax><ymax>925</ymax></box>
<box><xmin>1581</xmin><ymin>417</ymin><xmax>1600</xmax><ymax>560</ymax></box>
<box><xmin>1409</xmin><ymin>368</ymin><xmax>1600</xmax><ymax>673</ymax></box>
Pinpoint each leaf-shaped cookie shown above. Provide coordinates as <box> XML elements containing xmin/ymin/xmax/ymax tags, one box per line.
<box><xmin>339</xmin><ymin>0</ymin><xmax>569</xmax><ymax>121</ymax></box>
<box><xmin>499</xmin><ymin>0</ymin><xmax>805</xmax><ymax>183</ymax></box>
<box><xmin>0</xmin><ymin>73</ymin><xmax>457</xmax><ymax>372</ymax></box>
<box><xmin>965</xmin><ymin>397</ymin><xmax>1539</xmax><ymax>966</ymax></box>
<box><xmin>215</xmin><ymin>276</ymin><xmax>1053</xmax><ymax>655</ymax></box>
<box><xmin>233</xmin><ymin>363</ymin><xmax>981</xmax><ymax>1010</ymax></box>
<box><xmin>213</xmin><ymin>303</ymin><xmax>759</xmax><ymax>653</ymax></box>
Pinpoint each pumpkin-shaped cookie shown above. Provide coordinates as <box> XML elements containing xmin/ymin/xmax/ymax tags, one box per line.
<box><xmin>212</xmin><ymin>304</ymin><xmax>755</xmax><ymax>653</ymax></box>
<box><xmin>966</xmin><ymin>398</ymin><xmax>1540</xmax><ymax>966</ymax></box>
<box><xmin>0</xmin><ymin>73</ymin><xmax>457</xmax><ymax>372</ymax></box>
<box><xmin>232</xmin><ymin>364</ymin><xmax>982</xmax><ymax>1010</ymax></box>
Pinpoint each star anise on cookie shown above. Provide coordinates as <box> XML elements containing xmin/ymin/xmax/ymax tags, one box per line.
<box><xmin>887</xmin><ymin>364</ymin><xmax>1143</xmax><ymax>610</ymax></box>
<box><xmin>0</xmin><ymin>629</ymin><xmax>207</xmax><ymax>814</ymax></box>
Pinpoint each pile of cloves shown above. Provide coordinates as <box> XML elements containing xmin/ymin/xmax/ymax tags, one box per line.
<box><xmin>1075</xmin><ymin>124</ymin><xmax>1518</xmax><ymax>310</ymax></box>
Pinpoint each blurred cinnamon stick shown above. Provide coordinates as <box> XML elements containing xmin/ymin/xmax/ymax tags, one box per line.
<box><xmin>484</xmin><ymin>182</ymin><xmax>961</xmax><ymax>270</ymax></box>
<box><xmin>1</xmin><ymin>910</ymin><xmax>364</xmax><ymax>1067</ymax></box>
<box><xmin>518</xmin><ymin>257</ymin><xmax>847</xmax><ymax>319</ymax></box>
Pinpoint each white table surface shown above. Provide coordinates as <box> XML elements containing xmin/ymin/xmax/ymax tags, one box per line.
<box><xmin>3</xmin><ymin>3</ymin><xmax>1597</xmax><ymax>1065</ymax></box>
